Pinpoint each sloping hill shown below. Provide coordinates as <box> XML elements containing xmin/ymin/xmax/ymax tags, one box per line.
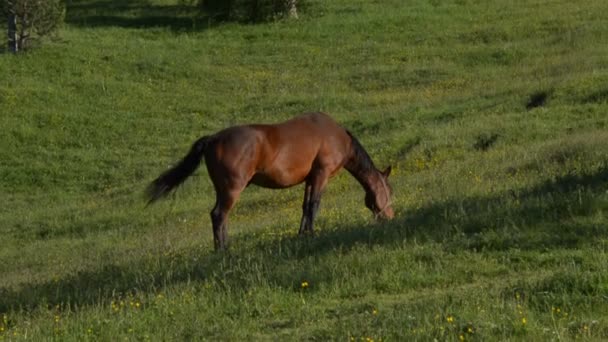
<box><xmin>1</xmin><ymin>0</ymin><xmax>607</xmax><ymax>339</ymax></box>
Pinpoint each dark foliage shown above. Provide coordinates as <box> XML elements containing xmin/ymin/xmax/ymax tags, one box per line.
<box><xmin>201</xmin><ymin>0</ymin><xmax>300</xmax><ymax>22</ymax></box>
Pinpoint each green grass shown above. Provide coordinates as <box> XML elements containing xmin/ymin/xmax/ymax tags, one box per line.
<box><xmin>1</xmin><ymin>0</ymin><xmax>608</xmax><ymax>340</ymax></box>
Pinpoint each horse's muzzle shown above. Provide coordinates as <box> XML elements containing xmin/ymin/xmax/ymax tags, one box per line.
<box><xmin>375</xmin><ymin>207</ymin><xmax>395</xmax><ymax>221</ymax></box>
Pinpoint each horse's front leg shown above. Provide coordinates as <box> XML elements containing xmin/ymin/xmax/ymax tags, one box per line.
<box><xmin>298</xmin><ymin>182</ymin><xmax>312</xmax><ymax>235</ymax></box>
<box><xmin>304</xmin><ymin>172</ymin><xmax>329</xmax><ymax>235</ymax></box>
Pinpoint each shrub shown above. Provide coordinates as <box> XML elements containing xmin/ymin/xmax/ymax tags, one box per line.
<box><xmin>201</xmin><ymin>0</ymin><xmax>300</xmax><ymax>22</ymax></box>
<box><xmin>2</xmin><ymin>0</ymin><xmax>65</xmax><ymax>52</ymax></box>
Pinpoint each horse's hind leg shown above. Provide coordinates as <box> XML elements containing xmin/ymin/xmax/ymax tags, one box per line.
<box><xmin>210</xmin><ymin>188</ymin><xmax>242</xmax><ymax>250</ymax></box>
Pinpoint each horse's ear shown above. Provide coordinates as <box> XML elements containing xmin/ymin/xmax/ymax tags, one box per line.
<box><xmin>383</xmin><ymin>166</ymin><xmax>392</xmax><ymax>177</ymax></box>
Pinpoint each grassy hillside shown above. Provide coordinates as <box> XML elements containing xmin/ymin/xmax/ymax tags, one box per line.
<box><xmin>1</xmin><ymin>0</ymin><xmax>608</xmax><ymax>340</ymax></box>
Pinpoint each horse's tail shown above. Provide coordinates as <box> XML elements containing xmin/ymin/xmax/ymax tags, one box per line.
<box><xmin>145</xmin><ymin>136</ymin><xmax>210</xmax><ymax>205</ymax></box>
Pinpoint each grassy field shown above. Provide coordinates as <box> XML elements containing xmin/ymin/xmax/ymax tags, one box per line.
<box><xmin>1</xmin><ymin>0</ymin><xmax>608</xmax><ymax>340</ymax></box>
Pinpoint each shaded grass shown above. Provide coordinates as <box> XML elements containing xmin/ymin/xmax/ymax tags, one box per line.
<box><xmin>65</xmin><ymin>0</ymin><xmax>208</xmax><ymax>31</ymax></box>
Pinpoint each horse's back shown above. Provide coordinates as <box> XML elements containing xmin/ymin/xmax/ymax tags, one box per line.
<box><xmin>277</xmin><ymin>112</ymin><xmax>343</xmax><ymax>133</ymax></box>
<box><xmin>256</xmin><ymin>113</ymin><xmax>352</xmax><ymax>185</ymax></box>
<box><xmin>207</xmin><ymin>113</ymin><xmax>351</xmax><ymax>189</ymax></box>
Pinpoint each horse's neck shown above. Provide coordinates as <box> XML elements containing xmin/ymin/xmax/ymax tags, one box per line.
<box><xmin>345</xmin><ymin>158</ymin><xmax>377</xmax><ymax>193</ymax></box>
<box><xmin>344</xmin><ymin>133</ymin><xmax>380</xmax><ymax>193</ymax></box>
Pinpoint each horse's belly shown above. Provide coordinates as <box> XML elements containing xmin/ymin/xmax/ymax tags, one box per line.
<box><xmin>249</xmin><ymin>168</ymin><xmax>308</xmax><ymax>189</ymax></box>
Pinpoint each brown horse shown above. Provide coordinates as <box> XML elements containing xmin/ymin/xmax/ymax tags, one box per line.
<box><xmin>146</xmin><ymin>112</ymin><xmax>394</xmax><ymax>250</ymax></box>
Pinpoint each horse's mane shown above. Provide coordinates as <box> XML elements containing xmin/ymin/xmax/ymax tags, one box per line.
<box><xmin>346</xmin><ymin>130</ymin><xmax>377</xmax><ymax>174</ymax></box>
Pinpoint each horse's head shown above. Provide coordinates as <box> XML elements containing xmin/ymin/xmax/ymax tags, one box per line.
<box><xmin>365</xmin><ymin>166</ymin><xmax>394</xmax><ymax>220</ymax></box>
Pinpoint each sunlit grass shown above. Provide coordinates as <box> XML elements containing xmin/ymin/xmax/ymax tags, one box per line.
<box><xmin>1</xmin><ymin>0</ymin><xmax>608</xmax><ymax>340</ymax></box>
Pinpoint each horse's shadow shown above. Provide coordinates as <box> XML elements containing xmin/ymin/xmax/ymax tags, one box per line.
<box><xmin>2</xmin><ymin>166</ymin><xmax>607</xmax><ymax>312</ymax></box>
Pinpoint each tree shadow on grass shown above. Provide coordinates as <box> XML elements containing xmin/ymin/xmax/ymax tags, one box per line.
<box><xmin>66</xmin><ymin>0</ymin><xmax>215</xmax><ymax>32</ymax></box>
<box><xmin>1</xmin><ymin>167</ymin><xmax>607</xmax><ymax>312</ymax></box>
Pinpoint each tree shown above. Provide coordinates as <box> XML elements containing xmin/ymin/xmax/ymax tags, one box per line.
<box><xmin>285</xmin><ymin>0</ymin><xmax>297</xmax><ymax>19</ymax></box>
<box><xmin>7</xmin><ymin>11</ymin><xmax>16</xmax><ymax>52</ymax></box>
<box><xmin>3</xmin><ymin>0</ymin><xmax>65</xmax><ymax>52</ymax></box>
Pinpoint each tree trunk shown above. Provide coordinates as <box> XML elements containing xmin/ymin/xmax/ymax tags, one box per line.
<box><xmin>285</xmin><ymin>0</ymin><xmax>297</xmax><ymax>19</ymax></box>
<box><xmin>8</xmin><ymin>13</ymin><xmax>17</xmax><ymax>52</ymax></box>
